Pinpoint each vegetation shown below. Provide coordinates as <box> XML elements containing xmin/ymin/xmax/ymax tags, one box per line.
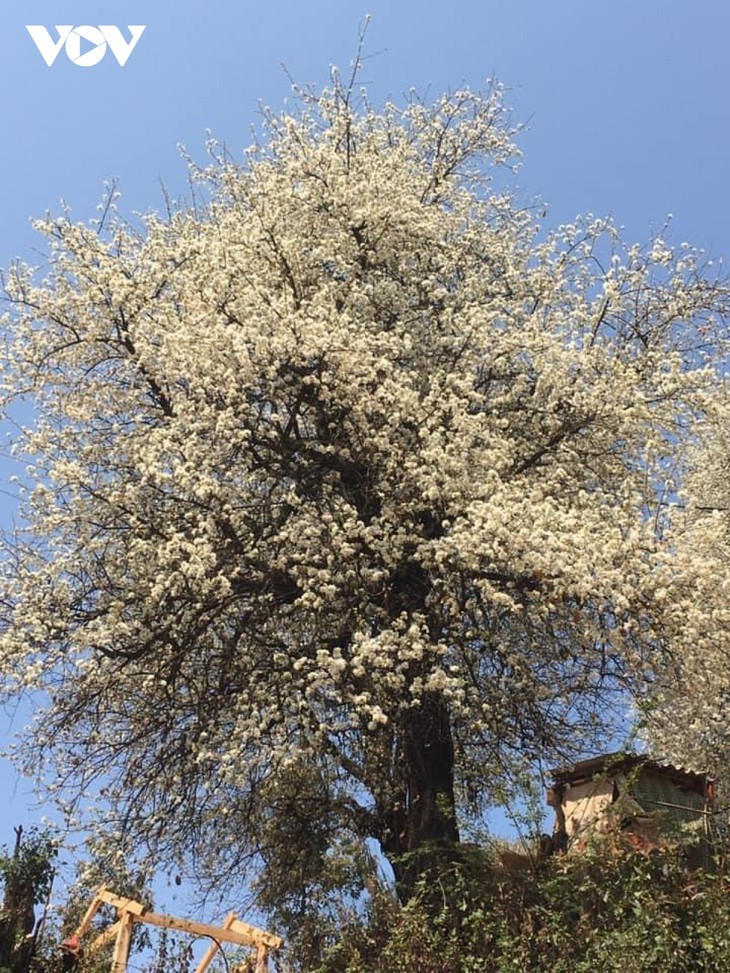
<box><xmin>643</xmin><ymin>398</ymin><xmax>730</xmax><ymax>781</ymax></box>
<box><xmin>305</xmin><ymin>837</ymin><xmax>730</xmax><ymax>973</ymax></box>
<box><xmin>0</xmin><ymin>54</ymin><xmax>728</xmax><ymax>925</ymax></box>
<box><xmin>0</xmin><ymin>827</ymin><xmax>56</xmax><ymax>973</ymax></box>
<box><xmin>4</xmin><ymin>824</ymin><xmax>730</xmax><ymax>972</ymax></box>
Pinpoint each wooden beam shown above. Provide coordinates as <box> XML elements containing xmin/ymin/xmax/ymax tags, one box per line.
<box><xmin>87</xmin><ymin>920</ymin><xmax>122</xmax><ymax>955</ymax></box>
<box><xmin>128</xmin><ymin>909</ymin><xmax>270</xmax><ymax>948</ymax></box>
<box><xmin>111</xmin><ymin>912</ymin><xmax>134</xmax><ymax>973</ymax></box>
<box><xmin>97</xmin><ymin>890</ymin><xmax>146</xmax><ymax>917</ymax></box>
<box><xmin>230</xmin><ymin>918</ymin><xmax>282</xmax><ymax>950</ymax></box>
<box><xmin>81</xmin><ymin>889</ymin><xmax>282</xmax><ymax>954</ymax></box>
<box><xmin>193</xmin><ymin>911</ymin><xmax>237</xmax><ymax>973</ymax></box>
<box><xmin>73</xmin><ymin>888</ymin><xmax>106</xmax><ymax>938</ymax></box>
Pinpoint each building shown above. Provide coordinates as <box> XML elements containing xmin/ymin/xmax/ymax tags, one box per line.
<box><xmin>547</xmin><ymin>752</ymin><xmax>715</xmax><ymax>862</ymax></box>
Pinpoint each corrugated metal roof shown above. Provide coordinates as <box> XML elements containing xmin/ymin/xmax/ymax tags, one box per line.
<box><xmin>551</xmin><ymin>751</ymin><xmax>710</xmax><ymax>797</ymax></box>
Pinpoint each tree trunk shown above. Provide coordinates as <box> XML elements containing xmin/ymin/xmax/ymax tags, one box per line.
<box><xmin>377</xmin><ymin>693</ymin><xmax>460</xmax><ymax>903</ymax></box>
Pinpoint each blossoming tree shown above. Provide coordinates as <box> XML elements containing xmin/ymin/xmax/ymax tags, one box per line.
<box><xmin>644</xmin><ymin>398</ymin><xmax>730</xmax><ymax>778</ymax></box>
<box><xmin>0</xmin><ymin>77</ymin><xmax>726</xmax><ymax>904</ymax></box>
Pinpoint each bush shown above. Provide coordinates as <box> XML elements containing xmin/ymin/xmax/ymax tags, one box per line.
<box><xmin>308</xmin><ymin>837</ymin><xmax>730</xmax><ymax>973</ymax></box>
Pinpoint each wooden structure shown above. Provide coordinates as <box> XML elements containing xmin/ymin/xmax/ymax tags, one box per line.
<box><xmin>547</xmin><ymin>752</ymin><xmax>715</xmax><ymax>862</ymax></box>
<box><xmin>64</xmin><ymin>887</ymin><xmax>282</xmax><ymax>973</ymax></box>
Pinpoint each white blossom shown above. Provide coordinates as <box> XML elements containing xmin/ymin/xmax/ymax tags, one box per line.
<box><xmin>0</xmin><ymin>79</ymin><xmax>726</xmax><ymax>896</ymax></box>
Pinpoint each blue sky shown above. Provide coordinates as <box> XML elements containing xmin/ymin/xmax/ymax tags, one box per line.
<box><xmin>1</xmin><ymin>0</ymin><xmax>729</xmax><ymax>909</ymax></box>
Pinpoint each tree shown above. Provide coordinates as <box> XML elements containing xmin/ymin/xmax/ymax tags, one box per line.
<box><xmin>0</xmin><ymin>827</ymin><xmax>56</xmax><ymax>973</ymax></box>
<box><xmin>0</xmin><ymin>73</ymin><xmax>726</xmax><ymax>908</ymax></box>
<box><xmin>642</xmin><ymin>396</ymin><xmax>730</xmax><ymax>780</ymax></box>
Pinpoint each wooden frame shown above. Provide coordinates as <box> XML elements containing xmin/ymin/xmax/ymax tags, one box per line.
<box><xmin>67</xmin><ymin>886</ymin><xmax>282</xmax><ymax>973</ymax></box>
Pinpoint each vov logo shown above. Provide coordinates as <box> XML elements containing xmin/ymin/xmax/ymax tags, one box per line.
<box><xmin>26</xmin><ymin>25</ymin><xmax>146</xmax><ymax>67</ymax></box>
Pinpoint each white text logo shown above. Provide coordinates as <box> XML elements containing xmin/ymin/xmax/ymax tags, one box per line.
<box><xmin>26</xmin><ymin>26</ymin><xmax>146</xmax><ymax>67</ymax></box>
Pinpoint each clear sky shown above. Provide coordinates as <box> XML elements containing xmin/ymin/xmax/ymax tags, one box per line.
<box><xmin>1</xmin><ymin>0</ymin><xmax>729</xmax><ymax>906</ymax></box>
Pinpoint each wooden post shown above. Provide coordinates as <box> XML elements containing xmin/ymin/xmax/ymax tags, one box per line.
<box><xmin>73</xmin><ymin>888</ymin><xmax>106</xmax><ymax>938</ymax></box>
<box><xmin>87</xmin><ymin>920</ymin><xmax>122</xmax><ymax>955</ymax></box>
<box><xmin>194</xmin><ymin>911</ymin><xmax>237</xmax><ymax>973</ymax></box>
<box><xmin>66</xmin><ymin>887</ymin><xmax>282</xmax><ymax>973</ymax></box>
<box><xmin>111</xmin><ymin>911</ymin><xmax>134</xmax><ymax>973</ymax></box>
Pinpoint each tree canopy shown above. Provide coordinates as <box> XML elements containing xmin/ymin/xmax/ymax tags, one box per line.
<box><xmin>0</xmin><ymin>75</ymin><xmax>727</xmax><ymax>907</ymax></box>
<box><xmin>643</xmin><ymin>396</ymin><xmax>730</xmax><ymax>778</ymax></box>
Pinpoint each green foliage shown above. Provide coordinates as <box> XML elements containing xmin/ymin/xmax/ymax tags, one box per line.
<box><xmin>0</xmin><ymin>827</ymin><xmax>57</xmax><ymax>973</ymax></box>
<box><xmin>251</xmin><ymin>762</ymin><xmax>381</xmax><ymax>973</ymax></box>
<box><xmin>0</xmin><ymin>828</ymin><xmax>57</xmax><ymax>909</ymax></box>
<box><xmin>307</xmin><ymin>838</ymin><xmax>730</xmax><ymax>973</ymax></box>
<box><xmin>137</xmin><ymin>927</ymin><xmax>193</xmax><ymax>973</ymax></box>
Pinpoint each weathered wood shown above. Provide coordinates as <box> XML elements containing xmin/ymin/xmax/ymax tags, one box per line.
<box><xmin>193</xmin><ymin>911</ymin><xmax>236</xmax><ymax>973</ymax></box>
<box><xmin>111</xmin><ymin>912</ymin><xmax>134</xmax><ymax>973</ymax></box>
